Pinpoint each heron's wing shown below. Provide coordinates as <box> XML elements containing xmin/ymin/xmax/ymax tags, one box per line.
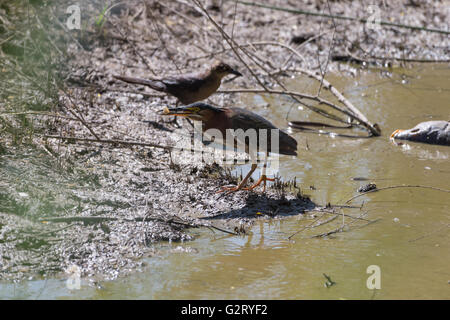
<box><xmin>230</xmin><ymin>108</ymin><xmax>279</xmax><ymax>134</ymax></box>
<box><xmin>229</xmin><ymin>108</ymin><xmax>297</xmax><ymax>156</ymax></box>
<box><xmin>230</xmin><ymin>108</ymin><xmax>275</xmax><ymax>154</ymax></box>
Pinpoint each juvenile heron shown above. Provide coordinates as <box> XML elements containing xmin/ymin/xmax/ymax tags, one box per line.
<box><xmin>114</xmin><ymin>61</ymin><xmax>242</xmax><ymax>105</ymax></box>
<box><xmin>160</xmin><ymin>102</ymin><xmax>298</xmax><ymax>193</ymax></box>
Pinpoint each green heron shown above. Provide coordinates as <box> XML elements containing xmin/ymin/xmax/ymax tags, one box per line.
<box><xmin>114</xmin><ymin>61</ymin><xmax>242</xmax><ymax>105</ymax></box>
<box><xmin>160</xmin><ymin>102</ymin><xmax>298</xmax><ymax>193</ymax></box>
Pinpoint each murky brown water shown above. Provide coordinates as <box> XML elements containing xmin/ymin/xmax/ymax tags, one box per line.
<box><xmin>1</xmin><ymin>65</ymin><xmax>449</xmax><ymax>299</ymax></box>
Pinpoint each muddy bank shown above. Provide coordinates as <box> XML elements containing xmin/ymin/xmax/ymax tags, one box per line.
<box><xmin>0</xmin><ymin>139</ymin><xmax>314</xmax><ymax>281</ymax></box>
<box><xmin>1</xmin><ymin>0</ymin><xmax>449</xmax><ymax>282</ymax></box>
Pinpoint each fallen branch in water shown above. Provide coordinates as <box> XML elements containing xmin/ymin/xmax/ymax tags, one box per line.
<box><xmin>287</xmin><ymin>207</ymin><xmax>374</xmax><ymax>240</ymax></box>
<box><xmin>288</xmin><ymin>121</ymin><xmax>353</xmax><ymax>129</ymax></box>
<box><xmin>286</xmin><ymin>67</ymin><xmax>381</xmax><ymax>136</ymax></box>
<box><xmin>218</xmin><ymin>87</ymin><xmax>380</xmax><ymax>136</ymax></box>
<box><xmin>345</xmin><ymin>185</ymin><xmax>450</xmax><ymax>204</ymax></box>
<box><xmin>288</xmin><ymin>121</ymin><xmax>373</xmax><ymax>139</ymax></box>
<box><xmin>288</xmin><ymin>212</ymin><xmax>338</xmax><ymax>240</ymax></box>
<box><xmin>311</xmin><ymin>217</ymin><xmax>381</xmax><ymax>238</ymax></box>
<box><xmin>186</xmin><ymin>0</ymin><xmax>380</xmax><ymax>137</ymax></box>
<box><xmin>206</xmin><ymin>36</ymin><xmax>380</xmax><ymax>135</ymax></box>
<box><xmin>191</xmin><ymin>0</ymin><xmax>378</xmax><ymax>135</ymax></box>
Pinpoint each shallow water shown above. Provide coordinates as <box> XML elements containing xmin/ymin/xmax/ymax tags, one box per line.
<box><xmin>1</xmin><ymin>65</ymin><xmax>449</xmax><ymax>299</ymax></box>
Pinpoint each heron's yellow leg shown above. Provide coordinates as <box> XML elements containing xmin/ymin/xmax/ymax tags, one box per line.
<box><xmin>242</xmin><ymin>175</ymin><xmax>275</xmax><ymax>192</ymax></box>
<box><xmin>217</xmin><ymin>163</ymin><xmax>258</xmax><ymax>194</ymax></box>
<box><xmin>243</xmin><ymin>155</ymin><xmax>274</xmax><ymax>192</ymax></box>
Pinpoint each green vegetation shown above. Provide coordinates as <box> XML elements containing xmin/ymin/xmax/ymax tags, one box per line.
<box><xmin>0</xmin><ymin>0</ymin><xmax>64</xmax><ymax>149</ymax></box>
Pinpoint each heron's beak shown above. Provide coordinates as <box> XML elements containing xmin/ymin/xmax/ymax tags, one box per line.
<box><xmin>230</xmin><ymin>69</ymin><xmax>243</xmax><ymax>77</ymax></box>
<box><xmin>158</xmin><ymin>106</ymin><xmax>199</xmax><ymax>117</ymax></box>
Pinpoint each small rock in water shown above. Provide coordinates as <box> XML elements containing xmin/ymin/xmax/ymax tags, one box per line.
<box><xmin>357</xmin><ymin>183</ymin><xmax>377</xmax><ymax>193</ymax></box>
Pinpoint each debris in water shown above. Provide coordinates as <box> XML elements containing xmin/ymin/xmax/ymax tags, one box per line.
<box><xmin>357</xmin><ymin>183</ymin><xmax>377</xmax><ymax>193</ymax></box>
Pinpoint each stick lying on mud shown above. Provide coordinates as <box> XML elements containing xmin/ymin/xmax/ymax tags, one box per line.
<box><xmin>41</xmin><ymin>134</ymin><xmax>243</xmax><ymax>158</ymax></box>
<box><xmin>236</xmin><ymin>1</ymin><xmax>450</xmax><ymax>35</ymax></box>
<box><xmin>42</xmin><ymin>134</ymin><xmax>173</xmax><ymax>150</ymax></box>
<box><xmin>39</xmin><ymin>215</ymin><xmax>239</xmax><ymax>235</ymax></box>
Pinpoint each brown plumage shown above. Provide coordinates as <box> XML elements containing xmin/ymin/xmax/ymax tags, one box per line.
<box><xmin>160</xmin><ymin>102</ymin><xmax>298</xmax><ymax>193</ymax></box>
<box><xmin>114</xmin><ymin>61</ymin><xmax>242</xmax><ymax>104</ymax></box>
